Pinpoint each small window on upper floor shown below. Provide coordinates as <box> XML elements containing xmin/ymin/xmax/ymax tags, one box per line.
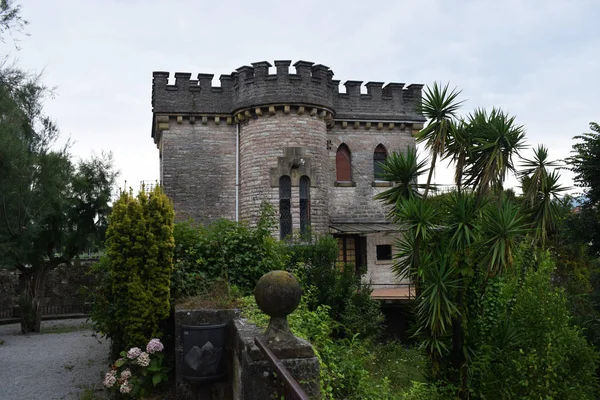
<box><xmin>374</xmin><ymin>144</ymin><xmax>387</xmax><ymax>180</ymax></box>
<box><xmin>336</xmin><ymin>144</ymin><xmax>352</xmax><ymax>182</ymax></box>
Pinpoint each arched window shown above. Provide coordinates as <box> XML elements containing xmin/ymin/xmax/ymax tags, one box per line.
<box><xmin>336</xmin><ymin>144</ymin><xmax>352</xmax><ymax>181</ymax></box>
<box><xmin>374</xmin><ymin>144</ymin><xmax>387</xmax><ymax>180</ymax></box>
<box><xmin>279</xmin><ymin>175</ymin><xmax>292</xmax><ymax>239</ymax></box>
<box><xmin>299</xmin><ymin>176</ymin><xmax>311</xmax><ymax>235</ymax></box>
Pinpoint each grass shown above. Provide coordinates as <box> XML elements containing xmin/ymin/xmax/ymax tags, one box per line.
<box><xmin>369</xmin><ymin>341</ymin><xmax>427</xmax><ymax>394</ymax></box>
<box><xmin>42</xmin><ymin>322</ymin><xmax>94</xmax><ymax>334</ymax></box>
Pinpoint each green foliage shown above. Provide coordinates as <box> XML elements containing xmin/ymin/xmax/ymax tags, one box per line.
<box><xmin>91</xmin><ymin>186</ymin><xmax>174</xmax><ymax>353</ymax></box>
<box><xmin>171</xmin><ymin>204</ymin><xmax>287</xmax><ymax>298</ymax></box>
<box><xmin>286</xmin><ymin>235</ymin><xmax>384</xmax><ymax>340</ymax></box>
<box><xmin>0</xmin><ymin>0</ymin><xmax>27</xmax><ymax>43</ymax></box>
<box><xmin>469</xmin><ymin>250</ymin><xmax>598</xmax><ymax>399</ymax></box>
<box><xmin>462</xmin><ymin>107</ymin><xmax>527</xmax><ymax>196</ymax></box>
<box><xmin>242</xmin><ymin>290</ymin><xmax>425</xmax><ymax>399</ymax></box>
<box><xmin>567</xmin><ymin>122</ymin><xmax>600</xmax><ymax>207</ymax></box>
<box><xmin>373</xmin><ymin>147</ymin><xmax>428</xmax><ymax>206</ymax></box>
<box><xmin>0</xmin><ymin>62</ymin><xmax>117</xmax><ymax>332</ymax></box>
<box><xmin>401</xmin><ymin>382</ymin><xmax>453</xmax><ymax>400</ymax></box>
<box><xmin>104</xmin><ymin>339</ymin><xmax>170</xmax><ymax>399</ymax></box>
<box><xmin>339</xmin><ymin>284</ymin><xmax>385</xmax><ymax>340</ymax></box>
<box><xmin>417</xmin><ymin>81</ymin><xmax>465</xmax><ymax>197</ymax></box>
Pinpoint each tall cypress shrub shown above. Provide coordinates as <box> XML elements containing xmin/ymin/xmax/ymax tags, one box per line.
<box><xmin>99</xmin><ymin>186</ymin><xmax>174</xmax><ymax>352</ymax></box>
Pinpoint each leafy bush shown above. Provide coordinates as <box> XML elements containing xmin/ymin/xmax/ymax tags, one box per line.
<box><xmin>103</xmin><ymin>338</ymin><xmax>169</xmax><ymax>398</ymax></box>
<box><xmin>171</xmin><ymin>204</ymin><xmax>287</xmax><ymax>298</ymax></box>
<box><xmin>339</xmin><ymin>283</ymin><xmax>385</xmax><ymax>339</ymax></box>
<box><xmin>242</xmin><ymin>288</ymin><xmax>424</xmax><ymax>399</ymax></box>
<box><xmin>286</xmin><ymin>235</ymin><xmax>384</xmax><ymax>340</ymax></box>
<box><xmin>89</xmin><ymin>187</ymin><xmax>174</xmax><ymax>353</ymax></box>
<box><xmin>469</xmin><ymin>250</ymin><xmax>598</xmax><ymax>399</ymax></box>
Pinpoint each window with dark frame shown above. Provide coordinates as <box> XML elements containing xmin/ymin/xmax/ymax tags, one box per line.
<box><xmin>376</xmin><ymin>244</ymin><xmax>393</xmax><ymax>261</ymax></box>
<box><xmin>279</xmin><ymin>175</ymin><xmax>292</xmax><ymax>240</ymax></box>
<box><xmin>336</xmin><ymin>235</ymin><xmax>367</xmax><ymax>274</ymax></box>
<box><xmin>374</xmin><ymin>144</ymin><xmax>387</xmax><ymax>180</ymax></box>
<box><xmin>336</xmin><ymin>144</ymin><xmax>352</xmax><ymax>181</ymax></box>
<box><xmin>299</xmin><ymin>176</ymin><xmax>311</xmax><ymax>235</ymax></box>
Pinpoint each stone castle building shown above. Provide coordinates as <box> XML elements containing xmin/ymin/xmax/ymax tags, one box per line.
<box><xmin>151</xmin><ymin>60</ymin><xmax>425</xmax><ymax>288</ymax></box>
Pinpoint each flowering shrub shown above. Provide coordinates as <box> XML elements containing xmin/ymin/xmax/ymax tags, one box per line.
<box><xmin>103</xmin><ymin>338</ymin><xmax>170</xmax><ymax>398</ymax></box>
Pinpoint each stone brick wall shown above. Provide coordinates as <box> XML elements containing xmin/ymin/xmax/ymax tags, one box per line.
<box><xmin>0</xmin><ymin>260</ymin><xmax>97</xmax><ymax>312</ymax></box>
<box><xmin>362</xmin><ymin>232</ymin><xmax>406</xmax><ymax>285</ymax></box>
<box><xmin>239</xmin><ymin>111</ymin><xmax>329</xmax><ymax>234</ymax></box>
<box><xmin>327</xmin><ymin>122</ymin><xmax>415</xmax><ymax>223</ymax></box>
<box><xmin>161</xmin><ymin>119</ymin><xmax>237</xmax><ymax>224</ymax></box>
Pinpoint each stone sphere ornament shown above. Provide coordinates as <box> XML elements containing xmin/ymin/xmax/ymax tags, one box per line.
<box><xmin>254</xmin><ymin>270</ymin><xmax>302</xmax><ymax>317</ymax></box>
<box><xmin>254</xmin><ymin>270</ymin><xmax>302</xmax><ymax>343</ymax></box>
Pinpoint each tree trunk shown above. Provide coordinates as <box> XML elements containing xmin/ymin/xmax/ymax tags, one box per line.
<box><xmin>18</xmin><ymin>263</ymin><xmax>51</xmax><ymax>333</ymax></box>
<box><xmin>424</xmin><ymin>153</ymin><xmax>438</xmax><ymax>198</ymax></box>
<box><xmin>451</xmin><ymin>285</ymin><xmax>468</xmax><ymax>399</ymax></box>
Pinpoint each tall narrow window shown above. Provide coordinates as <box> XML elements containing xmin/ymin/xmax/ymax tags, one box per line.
<box><xmin>279</xmin><ymin>175</ymin><xmax>292</xmax><ymax>239</ymax></box>
<box><xmin>299</xmin><ymin>176</ymin><xmax>311</xmax><ymax>235</ymax></box>
<box><xmin>336</xmin><ymin>144</ymin><xmax>352</xmax><ymax>181</ymax></box>
<box><xmin>374</xmin><ymin>144</ymin><xmax>387</xmax><ymax>180</ymax></box>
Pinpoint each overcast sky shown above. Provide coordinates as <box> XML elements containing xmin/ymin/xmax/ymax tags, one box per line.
<box><xmin>3</xmin><ymin>0</ymin><xmax>599</xmax><ymax>194</ymax></box>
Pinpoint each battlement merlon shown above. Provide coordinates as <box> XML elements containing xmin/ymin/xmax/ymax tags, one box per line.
<box><xmin>151</xmin><ymin>60</ymin><xmax>426</xmax><ymax>127</ymax></box>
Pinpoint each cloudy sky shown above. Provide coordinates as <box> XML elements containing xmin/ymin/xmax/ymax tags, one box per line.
<box><xmin>3</xmin><ymin>0</ymin><xmax>599</xmax><ymax>194</ymax></box>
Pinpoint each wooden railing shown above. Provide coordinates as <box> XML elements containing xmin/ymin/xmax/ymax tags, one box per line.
<box><xmin>254</xmin><ymin>336</ymin><xmax>310</xmax><ymax>400</ymax></box>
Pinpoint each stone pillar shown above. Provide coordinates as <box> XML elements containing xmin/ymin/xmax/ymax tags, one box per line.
<box><xmin>232</xmin><ymin>271</ymin><xmax>320</xmax><ymax>399</ymax></box>
<box><xmin>174</xmin><ymin>308</ymin><xmax>239</xmax><ymax>400</ymax></box>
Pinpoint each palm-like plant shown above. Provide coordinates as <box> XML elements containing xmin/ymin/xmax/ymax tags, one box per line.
<box><xmin>374</xmin><ymin>146</ymin><xmax>428</xmax><ymax>207</ymax></box>
<box><xmin>415</xmin><ymin>251</ymin><xmax>460</xmax><ymax>363</ymax></box>
<box><xmin>391</xmin><ymin>197</ymin><xmax>437</xmax><ymax>285</ymax></box>
<box><xmin>417</xmin><ymin>82</ymin><xmax>465</xmax><ymax>197</ymax></box>
<box><xmin>444</xmin><ymin>119</ymin><xmax>472</xmax><ymax>192</ymax></box>
<box><xmin>519</xmin><ymin>145</ymin><xmax>560</xmax><ymax>207</ymax></box>
<box><xmin>480</xmin><ymin>199</ymin><xmax>529</xmax><ymax>276</ymax></box>
<box><xmin>529</xmin><ymin>170</ymin><xmax>568</xmax><ymax>247</ymax></box>
<box><xmin>463</xmin><ymin>108</ymin><xmax>527</xmax><ymax>199</ymax></box>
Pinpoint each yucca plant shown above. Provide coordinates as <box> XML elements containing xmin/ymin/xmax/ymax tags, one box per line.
<box><xmin>417</xmin><ymin>82</ymin><xmax>465</xmax><ymax>197</ymax></box>
<box><xmin>519</xmin><ymin>144</ymin><xmax>561</xmax><ymax>207</ymax></box>
<box><xmin>463</xmin><ymin>108</ymin><xmax>527</xmax><ymax>200</ymax></box>
<box><xmin>528</xmin><ymin>170</ymin><xmax>568</xmax><ymax>247</ymax></box>
<box><xmin>374</xmin><ymin>146</ymin><xmax>428</xmax><ymax>208</ymax></box>
<box><xmin>392</xmin><ymin>197</ymin><xmax>438</xmax><ymax>288</ymax></box>
<box><xmin>480</xmin><ymin>199</ymin><xmax>529</xmax><ymax>276</ymax></box>
<box><xmin>444</xmin><ymin>119</ymin><xmax>472</xmax><ymax>192</ymax></box>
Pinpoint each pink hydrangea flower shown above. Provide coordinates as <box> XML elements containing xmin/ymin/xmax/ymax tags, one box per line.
<box><xmin>126</xmin><ymin>347</ymin><xmax>142</xmax><ymax>359</ymax></box>
<box><xmin>135</xmin><ymin>352</ymin><xmax>151</xmax><ymax>367</ymax></box>
<box><xmin>120</xmin><ymin>368</ymin><xmax>132</xmax><ymax>380</ymax></box>
<box><xmin>119</xmin><ymin>381</ymin><xmax>132</xmax><ymax>394</ymax></box>
<box><xmin>103</xmin><ymin>372</ymin><xmax>117</xmax><ymax>388</ymax></box>
<box><xmin>146</xmin><ymin>338</ymin><xmax>164</xmax><ymax>354</ymax></box>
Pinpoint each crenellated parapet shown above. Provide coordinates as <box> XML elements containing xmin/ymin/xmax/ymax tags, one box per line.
<box><xmin>333</xmin><ymin>81</ymin><xmax>425</xmax><ymax>122</ymax></box>
<box><xmin>233</xmin><ymin>60</ymin><xmax>335</xmax><ymax>112</ymax></box>
<box><xmin>151</xmin><ymin>60</ymin><xmax>425</xmax><ymax>141</ymax></box>
<box><xmin>152</xmin><ymin>71</ymin><xmax>235</xmax><ymax>114</ymax></box>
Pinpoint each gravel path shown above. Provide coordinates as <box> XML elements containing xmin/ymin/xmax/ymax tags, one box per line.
<box><xmin>0</xmin><ymin>318</ymin><xmax>110</xmax><ymax>400</ymax></box>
